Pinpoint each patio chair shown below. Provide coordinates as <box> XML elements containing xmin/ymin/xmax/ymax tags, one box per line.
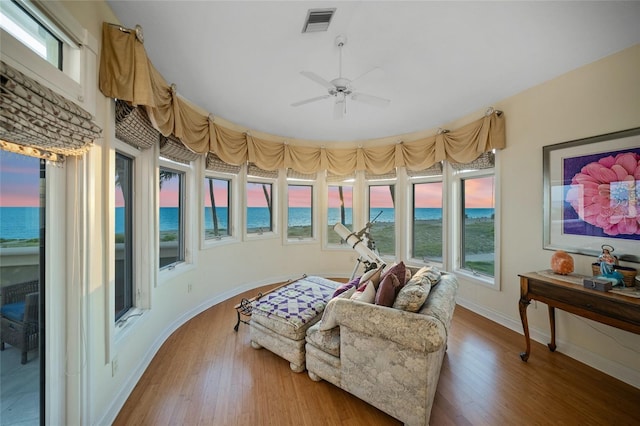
<box><xmin>0</xmin><ymin>280</ymin><xmax>40</xmax><ymax>364</ymax></box>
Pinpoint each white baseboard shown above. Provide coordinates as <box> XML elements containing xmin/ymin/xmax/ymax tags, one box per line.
<box><xmin>456</xmin><ymin>296</ymin><xmax>640</xmax><ymax>390</ymax></box>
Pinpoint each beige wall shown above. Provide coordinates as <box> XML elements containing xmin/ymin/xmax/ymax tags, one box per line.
<box><xmin>452</xmin><ymin>44</ymin><xmax>640</xmax><ymax>384</ymax></box>
<box><xmin>13</xmin><ymin>1</ymin><xmax>640</xmax><ymax>423</ymax></box>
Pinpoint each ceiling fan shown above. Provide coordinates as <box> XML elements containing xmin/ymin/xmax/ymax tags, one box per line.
<box><xmin>291</xmin><ymin>35</ymin><xmax>390</xmax><ymax>119</ymax></box>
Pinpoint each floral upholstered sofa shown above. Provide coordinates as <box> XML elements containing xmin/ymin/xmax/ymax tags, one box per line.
<box><xmin>305</xmin><ymin>264</ymin><xmax>458</xmax><ymax>426</ymax></box>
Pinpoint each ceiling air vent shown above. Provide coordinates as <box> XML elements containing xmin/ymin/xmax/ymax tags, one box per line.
<box><xmin>302</xmin><ymin>8</ymin><xmax>336</xmax><ymax>33</ymax></box>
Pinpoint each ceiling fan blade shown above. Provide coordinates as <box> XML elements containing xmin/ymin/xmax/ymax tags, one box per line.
<box><xmin>333</xmin><ymin>94</ymin><xmax>345</xmax><ymax>120</ymax></box>
<box><xmin>291</xmin><ymin>95</ymin><xmax>331</xmax><ymax>107</ymax></box>
<box><xmin>351</xmin><ymin>92</ymin><xmax>390</xmax><ymax>107</ymax></box>
<box><xmin>350</xmin><ymin>67</ymin><xmax>384</xmax><ymax>89</ymax></box>
<box><xmin>300</xmin><ymin>71</ymin><xmax>335</xmax><ymax>90</ymax></box>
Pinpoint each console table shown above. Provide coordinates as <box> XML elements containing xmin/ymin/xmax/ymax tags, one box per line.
<box><xmin>518</xmin><ymin>271</ymin><xmax>640</xmax><ymax>361</ymax></box>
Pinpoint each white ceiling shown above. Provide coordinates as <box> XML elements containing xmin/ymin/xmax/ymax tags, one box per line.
<box><xmin>106</xmin><ymin>1</ymin><xmax>640</xmax><ymax>143</ymax></box>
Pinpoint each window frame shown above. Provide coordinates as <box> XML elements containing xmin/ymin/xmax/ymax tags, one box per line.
<box><xmin>449</xmin><ymin>163</ymin><xmax>500</xmax><ymax>289</ymax></box>
<box><xmin>408</xmin><ymin>176</ymin><xmax>445</xmax><ymax>267</ymax></box>
<box><xmin>158</xmin><ymin>163</ymin><xmax>187</xmax><ymax>271</ymax></box>
<box><xmin>202</xmin><ymin>171</ymin><xmax>237</xmax><ymax>247</ymax></box>
<box><xmin>0</xmin><ymin>0</ymin><xmax>89</xmax><ymax>111</ymax></box>
<box><xmin>244</xmin><ymin>172</ymin><xmax>279</xmax><ymax>241</ymax></box>
<box><xmin>114</xmin><ymin>151</ymin><xmax>134</xmax><ymax>321</ymax></box>
<box><xmin>285</xmin><ymin>180</ymin><xmax>316</xmax><ymax>243</ymax></box>
<box><xmin>0</xmin><ymin>0</ymin><xmax>63</xmax><ymax>69</ymax></box>
<box><xmin>365</xmin><ymin>179</ymin><xmax>398</xmax><ymax>261</ymax></box>
<box><xmin>324</xmin><ymin>181</ymin><xmax>356</xmax><ymax>249</ymax></box>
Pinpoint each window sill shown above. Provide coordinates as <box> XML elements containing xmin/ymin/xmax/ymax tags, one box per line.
<box><xmin>202</xmin><ymin>235</ymin><xmax>239</xmax><ymax>249</ymax></box>
<box><xmin>453</xmin><ymin>268</ymin><xmax>497</xmax><ymax>289</ymax></box>
<box><xmin>114</xmin><ymin>308</ymin><xmax>147</xmax><ymax>341</ymax></box>
<box><xmin>158</xmin><ymin>262</ymin><xmax>195</xmax><ymax>285</ymax></box>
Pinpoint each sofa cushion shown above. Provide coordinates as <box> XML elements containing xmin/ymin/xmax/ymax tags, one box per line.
<box><xmin>306</xmin><ymin>322</ymin><xmax>341</xmax><ymax>357</ymax></box>
<box><xmin>393</xmin><ymin>271</ymin><xmax>432</xmax><ymax>312</ymax></box>
<box><xmin>0</xmin><ymin>301</ymin><xmax>25</xmax><ymax>322</ymax></box>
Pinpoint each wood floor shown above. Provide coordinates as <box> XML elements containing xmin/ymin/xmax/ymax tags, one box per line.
<box><xmin>114</xmin><ymin>283</ymin><xmax>640</xmax><ymax>425</ymax></box>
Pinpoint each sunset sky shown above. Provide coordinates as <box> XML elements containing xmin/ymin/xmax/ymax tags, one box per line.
<box><xmin>3</xmin><ymin>154</ymin><xmax>495</xmax><ymax>209</ymax></box>
<box><xmin>0</xmin><ymin>151</ymin><xmax>39</xmax><ymax>206</ymax></box>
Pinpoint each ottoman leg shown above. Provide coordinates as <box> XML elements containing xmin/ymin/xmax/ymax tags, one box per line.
<box><xmin>308</xmin><ymin>371</ymin><xmax>322</xmax><ymax>382</ymax></box>
<box><xmin>290</xmin><ymin>362</ymin><xmax>305</xmax><ymax>373</ymax></box>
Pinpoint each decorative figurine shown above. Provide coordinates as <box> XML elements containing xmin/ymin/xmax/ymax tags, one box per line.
<box><xmin>597</xmin><ymin>244</ymin><xmax>624</xmax><ymax>286</ymax></box>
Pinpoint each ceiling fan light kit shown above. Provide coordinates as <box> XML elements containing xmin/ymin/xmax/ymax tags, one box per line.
<box><xmin>292</xmin><ymin>35</ymin><xmax>390</xmax><ymax>119</ymax></box>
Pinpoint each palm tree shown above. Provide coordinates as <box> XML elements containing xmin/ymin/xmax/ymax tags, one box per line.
<box><xmin>208</xmin><ymin>178</ymin><xmax>219</xmax><ymax>236</ymax></box>
<box><xmin>338</xmin><ymin>186</ymin><xmax>346</xmax><ymax>225</ymax></box>
<box><xmin>262</xmin><ymin>184</ymin><xmax>272</xmax><ymax>231</ymax></box>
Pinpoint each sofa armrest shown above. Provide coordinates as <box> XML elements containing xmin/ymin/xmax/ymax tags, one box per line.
<box><xmin>331</xmin><ymin>298</ymin><xmax>447</xmax><ymax>353</ymax></box>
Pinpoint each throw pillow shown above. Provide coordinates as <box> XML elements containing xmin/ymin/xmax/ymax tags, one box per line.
<box><xmin>359</xmin><ymin>265</ymin><xmax>384</xmax><ymax>289</ymax></box>
<box><xmin>332</xmin><ymin>276</ymin><xmax>361</xmax><ymax>298</ymax></box>
<box><xmin>320</xmin><ymin>286</ymin><xmax>356</xmax><ymax>330</ymax></box>
<box><xmin>392</xmin><ymin>278</ymin><xmax>431</xmax><ymax>312</ymax></box>
<box><xmin>380</xmin><ymin>261</ymin><xmax>407</xmax><ymax>287</ymax></box>
<box><xmin>375</xmin><ymin>273</ymin><xmax>401</xmax><ymax>306</ymax></box>
<box><xmin>351</xmin><ymin>281</ymin><xmax>376</xmax><ymax>303</ymax></box>
<box><xmin>406</xmin><ymin>265</ymin><xmax>440</xmax><ymax>285</ymax></box>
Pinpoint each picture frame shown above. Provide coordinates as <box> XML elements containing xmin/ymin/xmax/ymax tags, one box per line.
<box><xmin>543</xmin><ymin>127</ymin><xmax>640</xmax><ymax>263</ymax></box>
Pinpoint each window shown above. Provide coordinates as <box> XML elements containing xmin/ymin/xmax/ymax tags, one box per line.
<box><xmin>115</xmin><ymin>153</ymin><xmax>133</xmax><ymax>320</ymax></box>
<box><xmin>0</xmin><ymin>0</ymin><xmax>62</xmax><ymax>69</ymax></box>
<box><xmin>287</xmin><ymin>184</ymin><xmax>313</xmax><ymax>239</ymax></box>
<box><xmin>368</xmin><ymin>184</ymin><xmax>395</xmax><ymax>257</ymax></box>
<box><xmin>412</xmin><ymin>181</ymin><xmax>443</xmax><ymax>262</ymax></box>
<box><xmin>0</xmin><ymin>150</ymin><xmax>44</xmax><ymax>423</ymax></box>
<box><xmin>327</xmin><ymin>184</ymin><xmax>353</xmax><ymax>245</ymax></box>
<box><xmin>460</xmin><ymin>174</ymin><xmax>495</xmax><ymax>277</ymax></box>
<box><xmin>203</xmin><ymin>176</ymin><xmax>230</xmax><ymax>240</ymax></box>
<box><xmin>159</xmin><ymin>167</ymin><xmax>185</xmax><ymax>268</ymax></box>
<box><xmin>246</xmin><ymin>181</ymin><xmax>273</xmax><ymax>235</ymax></box>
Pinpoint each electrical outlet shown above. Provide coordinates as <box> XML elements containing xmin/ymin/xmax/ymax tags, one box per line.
<box><xmin>188</xmin><ymin>283</ymin><xmax>193</xmax><ymax>293</ymax></box>
<box><xmin>112</xmin><ymin>356</ymin><xmax>118</xmax><ymax>377</ymax></box>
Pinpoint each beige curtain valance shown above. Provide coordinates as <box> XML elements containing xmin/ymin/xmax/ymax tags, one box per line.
<box><xmin>99</xmin><ymin>22</ymin><xmax>505</xmax><ymax>175</ymax></box>
<box><xmin>1</xmin><ymin>60</ymin><xmax>102</xmax><ymax>159</ymax></box>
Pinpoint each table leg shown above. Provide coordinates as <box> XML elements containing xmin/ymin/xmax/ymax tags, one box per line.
<box><xmin>233</xmin><ymin>311</ymin><xmax>241</xmax><ymax>332</ymax></box>
<box><xmin>518</xmin><ymin>296</ymin><xmax>531</xmax><ymax>361</ymax></box>
<box><xmin>547</xmin><ymin>306</ymin><xmax>557</xmax><ymax>352</ymax></box>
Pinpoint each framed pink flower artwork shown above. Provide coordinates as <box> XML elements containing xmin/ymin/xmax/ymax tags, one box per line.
<box><xmin>543</xmin><ymin>127</ymin><xmax>640</xmax><ymax>263</ymax></box>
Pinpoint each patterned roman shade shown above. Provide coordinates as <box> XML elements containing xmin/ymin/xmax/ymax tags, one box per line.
<box><xmin>365</xmin><ymin>168</ymin><xmax>397</xmax><ymax>181</ymax></box>
<box><xmin>205</xmin><ymin>152</ymin><xmax>241</xmax><ymax>174</ymax></box>
<box><xmin>247</xmin><ymin>163</ymin><xmax>278</xmax><ymax>179</ymax></box>
<box><xmin>406</xmin><ymin>162</ymin><xmax>443</xmax><ymax>177</ymax></box>
<box><xmin>115</xmin><ymin>99</ymin><xmax>160</xmax><ymax>150</ymax></box>
<box><xmin>286</xmin><ymin>168</ymin><xmax>317</xmax><ymax>181</ymax></box>
<box><xmin>0</xmin><ymin>60</ymin><xmax>102</xmax><ymax>160</ymax></box>
<box><xmin>159</xmin><ymin>134</ymin><xmax>200</xmax><ymax>164</ymax></box>
<box><xmin>450</xmin><ymin>151</ymin><xmax>495</xmax><ymax>171</ymax></box>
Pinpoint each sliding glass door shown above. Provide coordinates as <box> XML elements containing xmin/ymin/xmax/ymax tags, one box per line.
<box><xmin>0</xmin><ymin>151</ymin><xmax>44</xmax><ymax>425</ymax></box>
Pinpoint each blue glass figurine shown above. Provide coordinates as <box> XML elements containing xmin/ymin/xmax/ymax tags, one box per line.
<box><xmin>597</xmin><ymin>244</ymin><xmax>624</xmax><ymax>286</ymax></box>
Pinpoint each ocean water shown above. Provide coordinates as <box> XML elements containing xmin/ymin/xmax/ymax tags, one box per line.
<box><xmin>0</xmin><ymin>207</ymin><xmax>495</xmax><ymax>239</ymax></box>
